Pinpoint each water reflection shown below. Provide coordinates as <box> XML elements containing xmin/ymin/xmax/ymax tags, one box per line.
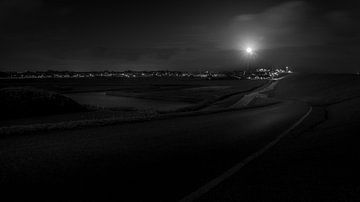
<box><xmin>66</xmin><ymin>92</ymin><xmax>190</xmax><ymax>111</ymax></box>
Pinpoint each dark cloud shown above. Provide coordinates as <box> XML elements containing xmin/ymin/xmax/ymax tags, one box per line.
<box><xmin>225</xmin><ymin>1</ymin><xmax>358</xmax><ymax>50</ymax></box>
<box><xmin>0</xmin><ymin>0</ymin><xmax>43</xmax><ymax>23</ymax></box>
<box><xmin>214</xmin><ymin>1</ymin><xmax>360</xmax><ymax>72</ymax></box>
<box><xmin>0</xmin><ymin>0</ymin><xmax>359</xmax><ymax>72</ymax></box>
<box><xmin>68</xmin><ymin>47</ymin><xmax>184</xmax><ymax>61</ymax></box>
<box><xmin>0</xmin><ymin>0</ymin><xmax>42</xmax><ymax>14</ymax></box>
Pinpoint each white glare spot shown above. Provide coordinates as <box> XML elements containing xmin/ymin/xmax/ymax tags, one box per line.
<box><xmin>246</xmin><ymin>47</ymin><xmax>253</xmax><ymax>54</ymax></box>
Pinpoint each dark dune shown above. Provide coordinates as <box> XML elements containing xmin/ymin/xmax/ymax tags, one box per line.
<box><xmin>0</xmin><ymin>87</ymin><xmax>85</xmax><ymax>120</ymax></box>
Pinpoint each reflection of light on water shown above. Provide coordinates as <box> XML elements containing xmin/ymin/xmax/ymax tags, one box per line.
<box><xmin>67</xmin><ymin>92</ymin><xmax>190</xmax><ymax>111</ymax></box>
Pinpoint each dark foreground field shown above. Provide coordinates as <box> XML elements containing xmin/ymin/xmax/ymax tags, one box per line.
<box><xmin>1</xmin><ymin>74</ymin><xmax>360</xmax><ymax>201</ymax></box>
<box><xmin>199</xmin><ymin>74</ymin><xmax>360</xmax><ymax>201</ymax></box>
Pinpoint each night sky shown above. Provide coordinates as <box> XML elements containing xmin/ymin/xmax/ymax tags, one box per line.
<box><xmin>1</xmin><ymin>0</ymin><xmax>359</xmax><ymax>72</ymax></box>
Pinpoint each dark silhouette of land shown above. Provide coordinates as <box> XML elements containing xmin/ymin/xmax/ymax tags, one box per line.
<box><xmin>1</xmin><ymin>73</ymin><xmax>360</xmax><ymax>201</ymax></box>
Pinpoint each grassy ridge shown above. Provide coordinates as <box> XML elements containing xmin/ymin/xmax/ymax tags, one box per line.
<box><xmin>0</xmin><ymin>87</ymin><xmax>85</xmax><ymax>120</ymax></box>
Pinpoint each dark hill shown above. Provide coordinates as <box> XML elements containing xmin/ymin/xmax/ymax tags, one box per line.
<box><xmin>0</xmin><ymin>87</ymin><xmax>85</xmax><ymax>120</ymax></box>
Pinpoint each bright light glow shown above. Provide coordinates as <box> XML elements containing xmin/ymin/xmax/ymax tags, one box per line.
<box><xmin>246</xmin><ymin>47</ymin><xmax>253</xmax><ymax>54</ymax></box>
